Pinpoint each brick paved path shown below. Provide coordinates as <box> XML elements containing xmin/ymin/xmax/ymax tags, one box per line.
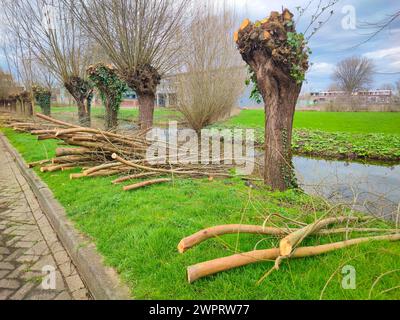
<box><xmin>0</xmin><ymin>141</ymin><xmax>90</xmax><ymax>300</ymax></box>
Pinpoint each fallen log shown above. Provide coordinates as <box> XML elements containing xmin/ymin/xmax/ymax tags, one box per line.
<box><xmin>123</xmin><ymin>178</ymin><xmax>172</xmax><ymax>191</ymax></box>
<box><xmin>187</xmin><ymin>234</ymin><xmax>400</xmax><ymax>283</ymax></box>
<box><xmin>178</xmin><ymin>223</ymin><xmax>397</xmax><ymax>253</ymax></box>
<box><xmin>27</xmin><ymin>159</ymin><xmax>51</xmax><ymax>168</ymax></box>
<box><xmin>112</xmin><ymin>172</ymin><xmax>159</xmax><ymax>184</ymax></box>
<box><xmin>178</xmin><ymin>225</ymin><xmax>290</xmax><ymax>253</ymax></box>
<box><xmin>41</xmin><ymin>163</ymin><xmax>76</xmax><ymax>172</ymax></box>
<box><xmin>55</xmin><ymin>147</ymin><xmax>92</xmax><ymax>157</ymax></box>
<box><xmin>52</xmin><ymin>155</ymin><xmax>93</xmax><ymax>164</ymax></box>
<box><xmin>83</xmin><ymin>162</ymin><xmax>123</xmax><ymax>176</ymax></box>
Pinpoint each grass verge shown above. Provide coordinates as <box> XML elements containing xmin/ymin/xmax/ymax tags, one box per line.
<box><xmin>218</xmin><ymin>110</ymin><xmax>400</xmax><ymax>162</ymax></box>
<box><xmin>2</xmin><ymin>127</ymin><xmax>400</xmax><ymax>299</ymax></box>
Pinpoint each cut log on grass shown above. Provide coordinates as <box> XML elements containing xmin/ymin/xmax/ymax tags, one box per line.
<box><xmin>55</xmin><ymin>147</ymin><xmax>92</xmax><ymax>157</ymax></box>
<box><xmin>178</xmin><ymin>223</ymin><xmax>395</xmax><ymax>253</ymax></box>
<box><xmin>70</xmin><ymin>173</ymin><xmax>85</xmax><ymax>180</ymax></box>
<box><xmin>83</xmin><ymin>162</ymin><xmax>122</xmax><ymax>176</ymax></box>
<box><xmin>112</xmin><ymin>172</ymin><xmax>159</xmax><ymax>184</ymax></box>
<box><xmin>27</xmin><ymin>159</ymin><xmax>51</xmax><ymax>168</ymax></box>
<box><xmin>187</xmin><ymin>234</ymin><xmax>400</xmax><ymax>283</ymax></box>
<box><xmin>279</xmin><ymin>216</ymin><xmax>369</xmax><ymax>256</ymax></box>
<box><xmin>52</xmin><ymin>155</ymin><xmax>93</xmax><ymax>164</ymax></box>
<box><xmin>123</xmin><ymin>178</ymin><xmax>172</xmax><ymax>191</ymax></box>
<box><xmin>41</xmin><ymin>163</ymin><xmax>76</xmax><ymax>172</ymax></box>
<box><xmin>178</xmin><ymin>225</ymin><xmax>290</xmax><ymax>253</ymax></box>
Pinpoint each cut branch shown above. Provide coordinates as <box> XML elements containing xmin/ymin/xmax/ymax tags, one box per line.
<box><xmin>187</xmin><ymin>234</ymin><xmax>400</xmax><ymax>283</ymax></box>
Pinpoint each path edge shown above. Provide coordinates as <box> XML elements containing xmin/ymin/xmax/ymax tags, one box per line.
<box><xmin>0</xmin><ymin>133</ymin><xmax>132</xmax><ymax>300</ymax></box>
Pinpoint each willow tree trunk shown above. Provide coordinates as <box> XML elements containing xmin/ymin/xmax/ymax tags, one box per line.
<box><xmin>236</xmin><ymin>9</ymin><xmax>309</xmax><ymax>191</ymax></box>
<box><xmin>76</xmin><ymin>99</ymin><xmax>91</xmax><ymax>127</ymax></box>
<box><xmin>137</xmin><ymin>93</ymin><xmax>155</xmax><ymax>130</ymax></box>
<box><xmin>64</xmin><ymin>77</ymin><xmax>92</xmax><ymax>127</ymax></box>
<box><xmin>104</xmin><ymin>98</ymin><xmax>118</xmax><ymax>130</ymax></box>
<box><xmin>254</xmin><ymin>54</ymin><xmax>302</xmax><ymax>190</ymax></box>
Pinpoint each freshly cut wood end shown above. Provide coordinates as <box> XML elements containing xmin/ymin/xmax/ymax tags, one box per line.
<box><xmin>111</xmin><ymin>153</ymin><xmax>118</xmax><ymax>159</ymax></box>
<box><xmin>234</xmin><ymin>31</ymin><xmax>239</xmax><ymax>42</ymax></box>
<box><xmin>279</xmin><ymin>238</ymin><xmax>292</xmax><ymax>256</ymax></box>
<box><xmin>240</xmin><ymin>18</ymin><xmax>250</xmax><ymax>30</ymax></box>
<box><xmin>177</xmin><ymin>241</ymin><xmax>186</xmax><ymax>254</ymax></box>
<box><xmin>70</xmin><ymin>173</ymin><xmax>85</xmax><ymax>180</ymax></box>
<box><xmin>283</xmin><ymin>9</ymin><xmax>293</xmax><ymax>21</ymax></box>
<box><xmin>263</xmin><ymin>31</ymin><xmax>271</xmax><ymax>40</ymax></box>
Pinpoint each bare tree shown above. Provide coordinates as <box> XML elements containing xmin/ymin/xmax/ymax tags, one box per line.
<box><xmin>2</xmin><ymin>0</ymin><xmax>93</xmax><ymax>126</ymax></box>
<box><xmin>66</xmin><ymin>0</ymin><xmax>190</xmax><ymax>129</ymax></box>
<box><xmin>332</xmin><ymin>56</ymin><xmax>375</xmax><ymax>94</ymax></box>
<box><xmin>174</xmin><ymin>1</ymin><xmax>246</xmax><ymax>133</ymax></box>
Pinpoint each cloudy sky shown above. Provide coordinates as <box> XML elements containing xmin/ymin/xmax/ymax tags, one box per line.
<box><xmin>228</xmin><ymin>0</ymin><xmax>400</xmax><ymax>91</ymax></box>
<box><xmin>0</xmin><ymin>0</ymin><xmax>399</xmax><ymax>91</ymax></box>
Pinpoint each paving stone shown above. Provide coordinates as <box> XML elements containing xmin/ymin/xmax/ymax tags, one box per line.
<box><xmin>54</xmin><ymin>251</ymin><xmax>70</xmax><ymax>266</ymax></box>
<box><xmin>16</xmin><ymin>255</ymin><xmax>40</xmax><ymax>264</ymax></box>
<box><xmin>0</xmin><ymin>140</ymin><xmax>89</xmax><ymax>300</ymax></box>
<box><xmin>55</xmin><ymin>291</ymin><xmax>72</xmax><ymax>300</ymax></box>
<box><xmin>0</xmin><ymin>289</ymin><xmax>14</xmax><ymax>299</ymax></box>
<box><xmin>24</xmin><ymin>241</ymin><xmax>50</xmax><ymax>256</ymax></box>
<box><xmin>0</xmin><ymin>247</ymin><xmax>10</xmax><ymax>255</ymax></box>
<box><xmin>0</xmin><ymin>279</ymin><xmax>20</xmax><ymax>289</ymax></box>
<box><xmin>9</xmin><ymin>282</ymin><xmax>35</xmax><ymax>300</ymax></box>
<box><xmin>0</xmin><ymin>262</ymin><xmax>14</xmax><ymax>270</ymax></box>
<box><xmin>65</xmin><ymin>275</ymin><xmax>85</xmax><ymax>292</ymax></box>
<box><xmin>0</xmin><ymin>270</ymin><xmax>10</xmax><ymax>278</ymax></box>
<box><xmin>72</xmin><ymin>288</ymin><xmax>90</xmax><ymax>300</ymax></box>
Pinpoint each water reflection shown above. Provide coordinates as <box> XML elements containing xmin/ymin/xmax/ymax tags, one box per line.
<box><xmin>294</xmin><ymin>157</ymin><xmax>400</xmax><ymax>221</ymax></box>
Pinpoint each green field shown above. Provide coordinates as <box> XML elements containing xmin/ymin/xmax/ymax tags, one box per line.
<box><xmin>2</xmin><ymin>127</ymin><xmax>400</xmax><ymax>300</ymax></box>
<box><xmin>225</xmin><ymin>110</ymin><xmax>400</xmax><ymax>135</ymax></box>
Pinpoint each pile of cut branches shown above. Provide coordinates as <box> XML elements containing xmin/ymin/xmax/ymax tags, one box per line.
<box><xmin>3</xmin><ymin>113</ymin><xmax>236</xmax><ymax>191</ymax></box>
<box><xmin>179</xmin><ymin>215</ymin><xmax>400</xmax><ymax>283</ymax></box>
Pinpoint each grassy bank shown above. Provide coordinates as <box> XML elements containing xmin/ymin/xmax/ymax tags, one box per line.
<box><xmin>225</xmin><ymin>110</ymin><xmax>400</xmax><ymax>134</ymax></box>
<box><xmin>2</xmin><ymin>127</ymin><xmax>400</xmax><ymax>300</ymax></box>
<box><xmin>219</xmin><ymin>110</ymin><xmax>400</xmax><ymax>162</ymax></box>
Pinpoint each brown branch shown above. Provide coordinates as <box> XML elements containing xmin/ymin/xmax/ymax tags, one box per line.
<box><xmin>187</xmin><ymin>234</ymin><xmax>400</xmax><ymax>283</ymax></box>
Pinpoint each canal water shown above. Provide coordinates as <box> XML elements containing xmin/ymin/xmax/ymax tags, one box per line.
<box><xmin>294</xmin><ymin>157</ymin><xmax>400</xmax><ymax>221</ymax></box>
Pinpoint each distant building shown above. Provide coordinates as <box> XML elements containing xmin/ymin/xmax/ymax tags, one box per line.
<box><xmin>310</xmin><ymin>90</ymin><xmax>393</xmax><ymax>104</ymax></box>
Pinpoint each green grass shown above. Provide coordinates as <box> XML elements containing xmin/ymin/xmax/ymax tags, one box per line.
<box><xmin>224</xmin><ymin>110</ymin><xmax>400</xmax><ymax>135</ymax></box>
<box><xmin>40</xmin><ymin>105</ymin><xmax>180</xmax><ymax>124</ymax></box>
<box><xmin>218</xmin><ymin>110</ymin><xmax>400</xmax><ymax>162</ymax></box>
<box><xmin>2</xmin><ymin>127</ymin><xmax>400</xmax><ymax>300</ymax></box>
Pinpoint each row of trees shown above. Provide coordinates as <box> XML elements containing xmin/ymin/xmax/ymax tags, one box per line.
<box><xmin>1</xmin><ymin>0</ymin><xmax>245</xmax><ymax>131</ymax></box>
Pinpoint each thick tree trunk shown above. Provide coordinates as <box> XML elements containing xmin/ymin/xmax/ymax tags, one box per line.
<box><xmin>104</xmin><ymin>98</ymin><xmax>118</xmax><ymax>130</ymax></box>
<box><xmin>137</xmin><ymin>92</ymin><xmax>155</xmax><ymax>130</ymax></box>
<box><xmin>251</xmin><ymin>53</ymin><xmax>301</xmax><ymax>191</ymax></box>
<box><xmin>64</xmin><ymin>77</ymin><xmax>92</xmax><ymax>127</ymax></box>
<box><xmin>77</xmin><ymin>99</ymin><xmax>91</xmax><ymax>127</ymax></box>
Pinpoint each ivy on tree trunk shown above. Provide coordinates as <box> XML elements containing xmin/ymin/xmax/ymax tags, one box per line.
<box><xmin>236</xmin><ymin>9</ymin><xmax>310</xmax><ymax>191</ymax></box>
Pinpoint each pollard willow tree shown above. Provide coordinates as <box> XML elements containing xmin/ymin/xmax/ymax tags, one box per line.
<box><xmin>68</xmin><ymin>0</ymin><xmax>190</xmax><ymax>129</ymax></box>
<box><xmin>87</xmin><ymin>63</ymin><xmax>127</xmax><ymax>130</ymax></box>
<box><xmin>235</xmin><ymin>2</ymin><xmax>337</xmax><ymax>191</ymax></box>
<box><xmin>235</xmin><ymin>9</ymin><xmax>310</xmax><ymax>190</ymax></box>
<box><xmin>2</xmin><ymin>0</ymin><xmax>93</xmax><ymax>126</ymax></box>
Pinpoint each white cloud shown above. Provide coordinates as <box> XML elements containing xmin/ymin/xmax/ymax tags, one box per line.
<box><xmin>308</xmin><ymin>62</ymin><xmax>335</xmax><ymax>75</ymax></box>
<box><xmin>363</xmin><ymin>46</ymin><xmax>400</xmax><ymax>72</ymax></box>
<box><xmin>363</xmin><ymin>46</ymin><xmax>400</xmax><ymax>59</ymax></box>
